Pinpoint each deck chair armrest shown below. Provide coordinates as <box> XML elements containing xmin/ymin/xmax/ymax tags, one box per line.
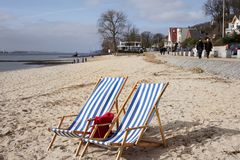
<box><xmin>117</xmin><ymin>126</ymin><xmax>147</xmax><ymax>146</ymax></box>
<box><xmin>53</xmin><ymin>115</ymin><xmax>78</xmax><ymax>129</ymax></box>
<box><xmin>90</xmin><ymin>122</ymin><xmax>112</xmax><ymax>127</ymax></box>
<box><xmin>86</xmin><ymin>137</ymin><xmax>106</xmax><ymax>141</ymax></box>
<box><xmin>57</xmin><ymin>114</ymin><xmax>78</xmax><ymax>119</ymax></box>
<box><xmin>87</xmin><ymin>118</ymin><xmax>95</xmax><ymax>122</ymax></box>
<box><xmin>73</xmin><ymin>130</ymin><xmax>91</xmax><ymax>135</ymax></box>
<box><xmin>117</xmin><ymin>126</ymin><xmax>147</xmax><ymax>147</ymax></box>
<box><xmin>125</xmin><ymin>126</ymin><xmax>146</xmax><ymax>131</ymax></box>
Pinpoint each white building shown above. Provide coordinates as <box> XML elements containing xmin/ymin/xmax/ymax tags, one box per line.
<box><xmin>226</xmin><ymin>15</ymin><xmax>240</xmax><ymax>35</ymax></box>
<box><xmin>117</xmin><ymin>41</ymin><xmax>143</xmax><ymax>53</ymax></box>
<box><xmin>164</xmin><ymin>27</ymin><xmax>200</xmax><ymax>49</ymax></box>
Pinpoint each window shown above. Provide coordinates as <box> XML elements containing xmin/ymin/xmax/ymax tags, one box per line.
<box><xmin>237</xmin><ymin>24</ymin><xmax>240</xmax><ymax>30</ymax></box>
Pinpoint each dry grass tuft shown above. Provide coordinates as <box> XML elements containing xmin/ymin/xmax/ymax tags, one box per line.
<box><xmin>138</xmin><ymin>79</ymin><xmax>151</xmax><ymax>83</ymax></box>
<box><xmin>191</xmin><ymin>67</ymin><xmax>204</xmax><ymax>74</ymax></box>
<box><xmin>144</xmin><ymin>53</ymin><xmax>166</xmax><ymax>64</ymax></box>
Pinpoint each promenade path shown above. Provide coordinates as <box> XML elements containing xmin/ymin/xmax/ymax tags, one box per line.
<box><xmin>154</xmin><ymin>53</ymin><xmax>240</xmax><ymax>79</ymax></box>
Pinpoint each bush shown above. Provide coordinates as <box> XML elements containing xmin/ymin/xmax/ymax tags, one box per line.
<box><xmin>213</xmin><ymin>38</ymin><xmax>224</xmax><ymax>46</ymax></box>
<box><xmin>223</xmin><ymin>31</ymin><xmax>240</xmax><ymax>44</ymax></box>
<box><xmin>181</xmin><ymin>38</ymin><xmax>198</xmax><ymax>48</ymax></box>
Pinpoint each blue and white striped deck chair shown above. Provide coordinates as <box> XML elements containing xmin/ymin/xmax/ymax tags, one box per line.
<box><xmin>79</xmin><ymin>82</ymin><xmax>169</xmax><ymax>160</ymax></box>
<box><xmin>47</xmin><ymin>77</ymin><xmax>127</xmax><ymax>154</ymax></box>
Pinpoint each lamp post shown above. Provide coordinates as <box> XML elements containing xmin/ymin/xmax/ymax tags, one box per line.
<box><xmin>222</xmin><ymin>0</ymin><xmax>225</xmax><ymax>38</ymax></box>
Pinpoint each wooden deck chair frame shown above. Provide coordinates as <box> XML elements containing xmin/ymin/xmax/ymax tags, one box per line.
<box><xmin>47</xmin><ymin>76</ymin><xmax>128</xmax><ymax>157</ymax></box>
<box><xmin>79</xmin><ymin>82</ymin><xmax>169</xmax><ymax>160</ymax></box>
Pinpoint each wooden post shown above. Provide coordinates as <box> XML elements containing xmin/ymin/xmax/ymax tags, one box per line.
<box><xmin>79</xmin><ymin>124</ymin><xmax>98</xmax><ymax>158</ymax></box>
<box><xmin>115</xmin><ymin>76</ymin><xmax>128</xmax><ymax>100</ymax></box>
<box><xmin>92</xmin><ymin>77</ymin><xmax>103</xmax><ymax>91</ymax></box>
<box><xmin>79</xmin><ymin>142</ymin><xmax>90</xmax><ymax>159</ymax></box>
<box><xmin>237</xmin><ymin>50</ymin><xmax>240</xmax><ymax>59</ymax></box>
<box><xmin>75</xmin><ymin>120</ymin><xmax>91</xmax><ymax>157</ymax></box>
<box><xmin>109</xmin><ymin>101</ymin><xmax>116</xmax><ymax>113</ymax></box>
<box><xmin>47</xmin><ymin>116</ymin><xmax>65</xmax><ymax>150</ymax></box>
<box><xmin>115</xmin><ymin>100</ymin><xmax>119</xmax><ymax>129</ymax></box>
<box><xmin>116</xmin><ymin>148</ymin><xmax>124</xmax><ymax>160</ymax></box>
<box><xmin>116</xmin><ymin>130</ymin><xmax>129</xmax><ymax>160</ymax></box>
<box><xmin>115</xmin><ymin>76</ymin><xmax>128</xmax><ymax>116</ymax></box>
<box><xmin>155</xmin><ymin>107</ymin><xmax>167</xmax><ymax>147</ymax></box>
<box><xmin>47</xmin><ymin>134</ymin><xmax>57</xmax><ymax>151</ymax></box>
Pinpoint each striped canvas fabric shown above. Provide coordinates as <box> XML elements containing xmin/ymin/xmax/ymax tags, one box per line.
<box><xmin>83</xmin><ymin>83</ymin><xmax>164</xmax><ymax>145</ymax></box>
<box><xmin>50</xmin><ymin>77</ymin><xmax>126</xmax><ymax>138</ymax></box>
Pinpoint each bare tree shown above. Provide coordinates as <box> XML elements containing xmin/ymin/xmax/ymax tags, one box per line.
<box><xmin>203</xmin><ymin>0</ymin><xmax>240</xmax><ymax>36</ymax></box>
<box><xmin>229</xmin><ymin>0</ymin><xmax>240</xmax><ymax>15</ymax></box>
<box><xmin>98</xmin><ymin>10</ymin><xmax>127</xmax><ymax>54</ymax></box>
<box><xmin>204</xmin><ymin>0</ymin><xmax>224</xmax><ymax>33</ymax></box>
<box><xmin>101</xmin><ymin>38</ymin><xmax>113</xmax><ymax>54</ymax></box>
<box><xmin>152</xmin><ymin>33</ymin><xmax>165</xmax><ymax>50</ymax></box>
<box><xmin>141</xmin><ymin>31</ymin><xmax>153</xmax><ymax>49</ymax></box>
<box><xmin>123</xmin><ymin>23</ymin><xmax>141</xmax><ymax>42</ymax></box>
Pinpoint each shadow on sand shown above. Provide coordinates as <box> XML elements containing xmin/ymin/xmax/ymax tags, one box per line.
<box><xmin>121</xmin><ymin>120</ymin><xmax>240</xmax><ymax>160</ymax></box>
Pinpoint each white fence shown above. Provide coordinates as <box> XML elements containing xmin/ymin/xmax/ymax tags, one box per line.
<box><xmin>212</xmin><ymin>46</ymin><xmax>231</xmax><ymax>58</ymax></box>
<box><xmin>172</xmin><ymin>46</ymin><xmax>240</xmax><ymax>59</ymax></box>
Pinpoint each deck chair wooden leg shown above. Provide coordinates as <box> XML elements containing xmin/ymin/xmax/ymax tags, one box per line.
<box><xmin>79</xmin><ymin>142</ymin><xmax>90</xmax><ymax>159</ymax></box>
<box><xmin>47</xmin><ymin>133</ymin><xmax>57</xmax><ymax>151</ymax></box>
<box><xmin>75</xmin><ymin>119</ymin><xmax>91</xmax><ymax>157</ymax></box>
<box><xmin>116</xmin><ymin>129</ymin><xmax>128</xmax><ymax>160</ymax></box>
<box><xmin>75</xmin><ymin>141</ymin><xmax>84</xmax><ymax>157</ymax></box>
<box><xmin>48</xmin><ymin>115</ymin><xmax>66</xmax><ymax>151</ymax></box>
<box><xmin>155</xmin><ymin>108</ymin><xmax>167</xmax><ymax>147</ymax></box>
<box><xmin>116</xmin><ymin>147</ymin><xmax>123</xmax><ymax>160</ymax></box>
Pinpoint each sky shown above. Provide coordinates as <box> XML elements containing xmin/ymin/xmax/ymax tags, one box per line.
<box><xmin>0</xmin><ymin>0</ymin><xmax>210</xmax><ymax>52</ymax></box>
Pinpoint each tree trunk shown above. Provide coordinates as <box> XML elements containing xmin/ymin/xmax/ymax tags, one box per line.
<box><xmin>113</xmin><ymin>35</ymin><xmax>117</xmax><ymax>56</ymax></box>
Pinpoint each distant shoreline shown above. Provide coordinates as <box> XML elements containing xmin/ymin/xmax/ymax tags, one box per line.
<box><xmin>0</xmin><ymin>52</ymin><xmax>97</xmax><ymax>72</ymax></box>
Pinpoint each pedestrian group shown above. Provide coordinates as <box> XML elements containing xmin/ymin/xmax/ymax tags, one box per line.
<box><xmin>196</xmin><ymin>38</ymin><xmax>213</xmax><ymax>59</ymax></box>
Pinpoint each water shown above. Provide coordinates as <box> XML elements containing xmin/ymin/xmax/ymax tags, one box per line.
<box><xmin>0</xmin><ymin>52</ymin><xmax>95</xmax><ymax>72</ymax></box>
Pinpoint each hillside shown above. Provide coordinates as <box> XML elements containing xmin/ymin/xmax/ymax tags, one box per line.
<box><xmin>192</xmin><ymin>21</ymin><xmax>221</xmax><ymax>39</ymax></box>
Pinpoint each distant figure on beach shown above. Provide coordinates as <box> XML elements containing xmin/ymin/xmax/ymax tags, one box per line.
<box><xmin>196</xmin><ymin>39</ymin><xmax>204</xmax><ymax>59</ymax></box>
<box><xmin>204</xmin><ymin>38</ymin><xmax>213</xmax><ymax>58</ymax></box>
<box><xmin>167</xmin><ymin>47</ymin><xmax>170</xmax><ymax>54</ymax></box>
<box><xmin>174</xmin><ymin>42</ymin><xmax>178</xmax><ymax>52</ymax></box>
<box><xmin>160</xmin><ymin>47</ymin><xmax>166</xmax><ymax>55</ymax></box>
<box><xmin>73</xmin><ymin>52</ymin><xmax>78</xmax><ymax>57</ymax></box>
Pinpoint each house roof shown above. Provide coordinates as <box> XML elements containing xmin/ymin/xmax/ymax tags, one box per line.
<box><xmin>186</xmin><ymin>29</ymin><xmax>201</xmax><ymax>40</ymax></box>
<box><xmin>232</xmin><ymin>15</ymin><xmax>240</xmax><ymax>24</ymax></box>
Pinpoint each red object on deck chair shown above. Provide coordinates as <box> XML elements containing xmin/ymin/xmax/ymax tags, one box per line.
<box><xmin>92</xmin><ymin>112</ymin><xmax>114</xmax><ymax>138</ymax></box>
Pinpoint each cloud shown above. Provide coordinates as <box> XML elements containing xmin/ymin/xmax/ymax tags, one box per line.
<box><xmin>85</xmin><ymin>0</ymin><xmax>112</xmax><ymax>6</ymax></box>
<box><xmin>148</xmin><ymin>10</ymin><xmax>205</xmax><ymax>23</ymax></box>
<box><xmin>0</xmin><ymin>11</ymin><xmax>15</xmax><ymax>21</ymax></box>
<box><xmin>0</xmin><ymin>0</ymin><xmax>209</xmax><ymax>51</ymax></box>
<box><xmin>127</xmin><ymin>0</ymin><xmax>205</xmax><ymax>24</ymax></box>
<box><xmin>20</xmin><ymin>8</ymin><xmax>86</xmax><ymax>19</ymax></box>
<box><xmin>0</xmin><ymin>21</ymin><xmax>99</xmax><ymax>52</ymax></box>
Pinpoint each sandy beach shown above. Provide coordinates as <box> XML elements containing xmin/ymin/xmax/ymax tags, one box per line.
<box><xmin>0</xmin><ymin>53</ymin><xmax>240</xmax><ymax>160</ymax></box>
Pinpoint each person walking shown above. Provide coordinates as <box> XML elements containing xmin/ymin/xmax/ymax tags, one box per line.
<box><xmin>196</xmin><ymin>39</ymin><xmax>204</xmax><ymax>59</ymax></box>
<box><xmin>205</xmin><ymin>38</ymin><xmax>213</xmax><ymax>58</ymax></box>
